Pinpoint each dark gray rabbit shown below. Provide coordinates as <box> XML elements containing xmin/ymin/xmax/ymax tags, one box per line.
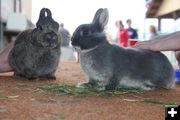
<box><xmin>71</xmin><ymin>8</ymin><xmax>175</xmax><ymax>90</ymax></box>
<box><xmin>8</xmin><ymin>8</ymin><xmax>61</xmax><ymax>80</ymax></box>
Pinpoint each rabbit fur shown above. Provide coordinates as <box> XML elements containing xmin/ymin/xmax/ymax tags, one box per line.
<box><xmin>8</xmin><ymin>8</ymin><xmax>61</xmax><ymax>80</ymax></box>
<box><xmin>71</xmin><ymin>8</ymin><xmax>175</xmax><ymax>90</ymax></box>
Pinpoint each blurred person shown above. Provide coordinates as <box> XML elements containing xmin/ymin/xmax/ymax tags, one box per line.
<box><xmin>59</xmin><ymin>23</ymin><xmax>78</xmax><ymax>62</ymax></box>
<box><xmin>59</xmin><ymin>23</ymin><xmax>71</xmax><ymax>47</ymax></box>
<box><xmin>148</xmin><ymin>25</ymin><xmax>158</xmax><ymax>40</ymax></box>
<box><xmin>118</xmin><ymin>21</ymin><xmax>129</xmax><ymax>47</ymax></box>
<box><xmin>126</xmin><ymin>19</ymin><xmax>138</xmax><ymax>39</ymax></box>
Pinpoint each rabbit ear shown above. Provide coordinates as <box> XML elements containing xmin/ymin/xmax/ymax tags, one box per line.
<box><xmin>45</xmin><ymin>8</ymin><xmax>52</xmax><ymax>18</ymax></box>
<box><xmin>39</xmin><ymin>8</ymin><xmax>46</xmax><ymax>19</ymax></box>
<box><xmin>92</xmin><ymin>8</ymin><xmax>104</xmax><ymax>23</ymax></box>
<box><xmin>99</xmin><ymin>8</ymin><xmax>109</xmax><ymax>27</ymax></box>
<box><xmin>92</xmin><ymin>8</ymin><xmax>109</xmax><ymax>31</ymax></box>
<box><xmin>36</xmin><ymin>8</ymin><xmax>46</xmax><ymax>27</ymax></box>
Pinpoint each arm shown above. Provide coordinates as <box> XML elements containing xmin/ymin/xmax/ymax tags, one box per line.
<box><xmin>0</xmin><ymin>42</ymin><xmax>14</xmax><ymax>73</ymax></box>
<box><xmin>136</xmin><ymin>31</ymin><xmax>180</xmax><ymax>51</ymax></box>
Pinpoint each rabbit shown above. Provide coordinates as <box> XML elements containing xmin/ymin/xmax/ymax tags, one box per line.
<box><xmin>8</xmin><ymin>8</ymin><xmax>61</xmax><ymax>80</ymax></box>
<box><xmin>71</xmin><ymin>8</ymin><xmax>175</xmax><ymax>90</ymax></box>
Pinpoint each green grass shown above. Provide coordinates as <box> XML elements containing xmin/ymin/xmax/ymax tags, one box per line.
<box><xmin>123</xmin><ymin>98</ymin><xmax>177</xmax><ymax>105</ymax></box>
<box><xmin>143</xmin><ymin>98</ymin><xmax>177</xmax><ymax>105</ymax></box>
<box><xmin>38</xmin><ymin>84</ymin><xmax>177</xmax><ymax>105</ymax></box>
<box><xmin>0</xmin><ymin>95</ymin><xmax>19</xmax><ymax>100</ymax></box>
<box><xmin>38</xmin><ymin>84</ymin><xmax>143</xmax><ymax>97</ymax></box>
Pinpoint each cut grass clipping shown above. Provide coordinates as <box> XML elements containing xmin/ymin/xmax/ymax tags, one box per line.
<box><xmin>38</xmin><ymin>84</ymin><xmax>177</xmax><ymax>105</ymax></box>
<box><xmin>38</xmin><ymin>84</ymin><xmax>143</xmax><ymax>97</ymax></box>
<box><xmin>143</xmin><ymin>98</ymin><xmax>177</xmax><ymax>105</ymax></box>
<box><xmin>124</xmin><ymin>98</ymin><xmax>177</xmax><ymax>105</ymax></box>
<box><xmin>0</xmin><ymin>95</ymin><xmax>19</xmax><ymax>100</ymax></box>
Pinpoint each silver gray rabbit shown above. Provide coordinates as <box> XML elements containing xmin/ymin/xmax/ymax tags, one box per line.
<box><xmin>8</xmin><ymin>8</ymin><xmax>61</xmax><ymax>80</ymax></box>
<box><xmin>71</xmin><ymin>8</ymin><xmax>175</xmax><ymax>90</ymax></box>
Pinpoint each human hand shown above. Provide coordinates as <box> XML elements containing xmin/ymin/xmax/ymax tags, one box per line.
<box><xmin>135</xmin><ymin>40</ymin><xmax>159</xmax><ymax>51</ymax></box>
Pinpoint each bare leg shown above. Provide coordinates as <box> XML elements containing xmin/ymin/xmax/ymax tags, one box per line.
<box><xmin>136</xmin><ymin>31</ymin><xmax>180</xmax><ymax>51</ymax></box>
<box><xmin>0</xmin><ymin>42</ymin><xmax>14</xmax><ymax>73</ymax></box>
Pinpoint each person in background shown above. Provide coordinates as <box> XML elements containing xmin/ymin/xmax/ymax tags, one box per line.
<box><xmin>118</xmin><ymin>21</ymin><xmax>129</xmax><ymax>47</ymax></box>
<box><xmin>148</xmin><ymin>25</ymin><xmax>158</xmax><ymax>40</ymax></box>
<box><xmin>59</xmin><ymin>23</ymin><xmax>79</xmax><ymax>62</ymax></box>
<box><xmin>126</xmin><ymin>19</ymin><xmax>138</xmax><ymax>39</ymax></box>
<box><xmin>59</xmin><ymin>23</ymin><xmax>71</xmax><ymax>47</ymax></box>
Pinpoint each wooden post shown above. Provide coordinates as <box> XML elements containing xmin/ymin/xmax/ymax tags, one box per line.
<box><xmin>14</xmin><ymin>0</ymin><xmax>16</xmax><ymax>12</ymax></box>
<box><xmin>19</xmin><ymin>0</ymin><xmax>22</xmax><ymax>13</ymax></box>
<box><xmin>158</xmin><ymin>18</ymin><xmax>161</xmax><ymax>31</ymax></box>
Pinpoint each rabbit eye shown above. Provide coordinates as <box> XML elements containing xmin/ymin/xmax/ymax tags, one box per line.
<box><xmin>80</xmin><ymin>30</ymin><xmax>91</xmax><ymax>36</ymax></box>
